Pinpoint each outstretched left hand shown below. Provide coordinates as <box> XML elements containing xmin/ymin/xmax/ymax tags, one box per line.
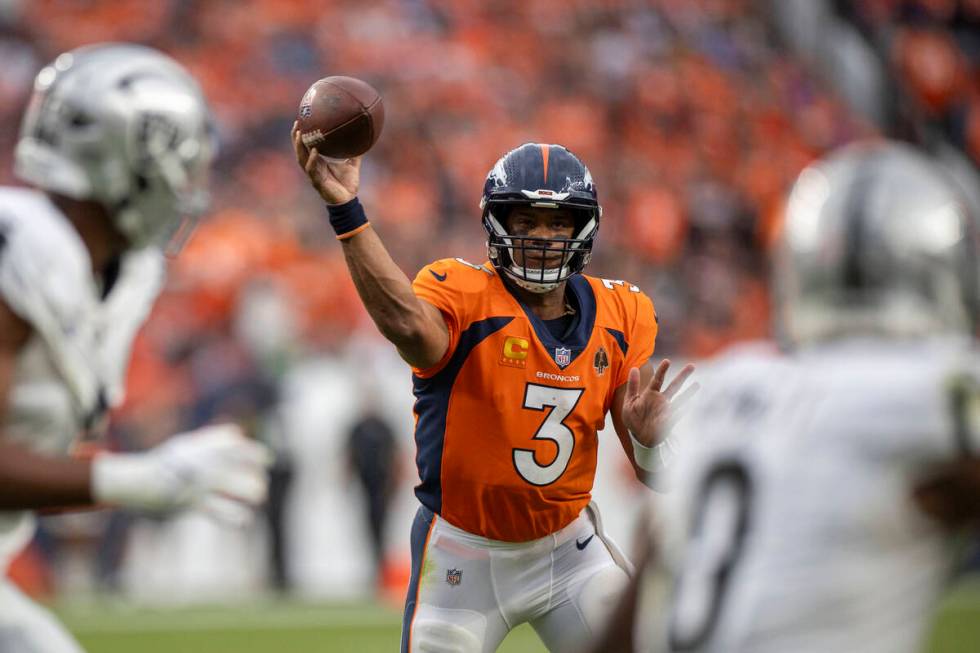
<box><xmin>622</xmin><ymin>359</ymin><xmax>699</xmax><ymax>448</ymax></box>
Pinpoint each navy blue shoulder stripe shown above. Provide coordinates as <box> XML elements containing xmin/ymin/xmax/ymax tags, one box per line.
<box><xmin>605</xmin><ymin>327</ymin><xmax>628</xmax><ymax>356</ymax></box>
<box><xmin>411</xmin><ymin>316</ymin><xmax>513</xmax><ymax>514</ymax></box>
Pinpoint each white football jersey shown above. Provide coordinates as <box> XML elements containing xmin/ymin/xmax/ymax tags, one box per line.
<box><xmin>657</xmin><ymin>338</ymin><xmax>980</xmax><ymax>653</ymax></box>
<box><xmin>0</xmin><ymin>187</ymin><xmax>165</xmax><ymax>570</ymax></box>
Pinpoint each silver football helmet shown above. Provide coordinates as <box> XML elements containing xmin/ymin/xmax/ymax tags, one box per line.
<box><xmin>15</xmin><ymin>43</ymin><xmax>214</xmax><ymax>252</ymax></box>
<box><xmin>776</xmin><ymin>141</ymin><xmax>978</xmax><ymax>345</ymax></box>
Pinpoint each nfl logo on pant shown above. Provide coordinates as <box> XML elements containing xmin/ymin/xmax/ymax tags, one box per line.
<box><xmin>446</xmin><ymin>568</ymin><xmax>462</xmax><ymax>586</ymax></box>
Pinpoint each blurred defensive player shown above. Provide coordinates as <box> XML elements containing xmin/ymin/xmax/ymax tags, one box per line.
<box><xmin>293</xmin><ymin>132</ymin><xmax>696</xmax><ymax>652</ymax></box>
<box><xmin>654</xmin><ymin>141</ymin><xmax>980</xmax><ymax>653</ymax></box>
<box><xmin>0</xmin><ymin>44</ymin><xmax>271</xmax><ymax>652</ymax></box>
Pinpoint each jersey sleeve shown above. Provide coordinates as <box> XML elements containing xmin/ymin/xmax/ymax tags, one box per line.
<box><xmin>410</xmin><ymin>258</ymin><xmax>466</xmax><ymax>378</ymax></box>
<box><xmin>617</xmin><ymin>290</ymin><xmax>659</xmax><ymax>387</ymax></box>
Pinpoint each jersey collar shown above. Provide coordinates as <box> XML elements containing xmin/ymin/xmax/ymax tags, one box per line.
<box><xmin>503</xmin><ymin>274</ymin><xmax>597</xmax><ymax>369</ymax></box>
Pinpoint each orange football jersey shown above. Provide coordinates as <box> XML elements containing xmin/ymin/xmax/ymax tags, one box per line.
<box><xmin>411</xmin><ymin>258</ymin><xmax>658</xmax><ymax>542</ymax></box>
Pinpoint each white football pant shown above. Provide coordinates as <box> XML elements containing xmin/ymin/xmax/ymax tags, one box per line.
<box><xmin>0</xmin><ymin>580</ymin><xmax>84</xmax><ymax>653</ymax></box>
<box><xmin>402</xmin><ymin>502</ymin><xmax>631</xmax><ymax>653</ymax></box>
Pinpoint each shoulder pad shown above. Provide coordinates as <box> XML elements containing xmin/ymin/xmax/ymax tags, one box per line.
<box><xmin>0</xmin><ymin>187</ymin><xmax>105</xmax><ymax>413</ymax></box>
<box><xmin>419</xmin><ymin>258</ymin><xmax>495</xmax><ymax>291</ymax></box>
<box><xmin>0</xmin><ymin>188</ymin><xmax>97</xmax><ymax>331</ymax></box>
<box><xmin>587</xmin><ymin>274</ymin><xmax>655</xmax><ymax>320</ymax></box>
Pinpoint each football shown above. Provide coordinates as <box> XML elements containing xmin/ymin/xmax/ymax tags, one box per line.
<box><xmin>297</xmin><ymin>76</ymin><xmax>385</xmax><ymax>159</ymax></box>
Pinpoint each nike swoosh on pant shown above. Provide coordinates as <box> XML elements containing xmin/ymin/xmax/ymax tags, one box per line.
<box><xmin>576</xmin><ymin>534</ymin><xmax>595</xmax><ymax>550</ymax></box>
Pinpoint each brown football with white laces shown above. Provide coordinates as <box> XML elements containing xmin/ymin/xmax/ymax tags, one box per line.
<box><xmin>297</xmin><ymin>76</ymin><xmax>384</xmax><ymax>159</ymax></box>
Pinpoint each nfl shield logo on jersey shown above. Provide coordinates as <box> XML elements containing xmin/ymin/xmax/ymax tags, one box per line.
<box><xmin>446</xmin><ymin>568</ymin><xmax>462</xmax><ymax>586</ymax></box>
<box><xmin>555</xmin><ymin>347</ymin><xmax>571</xmax><ymax>367</ymax></box>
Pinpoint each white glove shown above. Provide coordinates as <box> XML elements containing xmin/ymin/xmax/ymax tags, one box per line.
<box><xmin>91</xmin><ymin>423</ymin><xmax>272</xmax><ymax>525</ymax></box>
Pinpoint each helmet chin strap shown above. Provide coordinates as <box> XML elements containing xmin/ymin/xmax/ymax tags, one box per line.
<box><xmin>508</xmin><ymin>263</ymin><xmax>563</xmax><ymax>293</ymax></box>
<box><xmin>512</xmin><ymin>276</ymin><xmax>559</xmax><ymax>293</ymax></box>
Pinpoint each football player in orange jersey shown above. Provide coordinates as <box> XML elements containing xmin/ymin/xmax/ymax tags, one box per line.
<box><xmin>293</xmin><ymin>131</ymin><xmax>695</xmax><ymax>652</ymax></box>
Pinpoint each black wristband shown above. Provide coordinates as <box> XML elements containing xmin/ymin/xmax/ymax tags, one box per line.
<box><xmin>326</xmin><ymin>197</ymin><xmax>369</xmax><ymax>239</ymax></box>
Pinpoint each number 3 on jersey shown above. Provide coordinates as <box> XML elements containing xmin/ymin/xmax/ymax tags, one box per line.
<box><xmin>513</xmin><ymin>384</ymin><xmax>584</xmax><ymax>486</ymax></box>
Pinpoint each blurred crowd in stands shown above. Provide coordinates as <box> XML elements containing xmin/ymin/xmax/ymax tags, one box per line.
<box><xmin>841</xmin><ymin>0</ymin><xmax>980</xmax><ymax>152</ymax></box>
<box><xmin>0</xmin><ymin>0</ymin><xmax>978</xmax><ymax>594</ymax></box>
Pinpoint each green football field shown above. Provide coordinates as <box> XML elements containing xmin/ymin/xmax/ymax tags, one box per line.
<box><xmin>55</xmin><ymin>578</ymin><xmax>980</xmax><ymax>653</ymax></box>
<box><xmin>57</xmin><ymin>599</ymin><xmax>545</xmax><ymax>653</ymax></box>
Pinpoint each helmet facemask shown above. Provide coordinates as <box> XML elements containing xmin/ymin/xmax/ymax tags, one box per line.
<box><xmin>114</xmin><ymin>83</ymin><xmax>215</xmax><ymax>254</ymax></box>
<box><xmin>479</xmin><ymin>143</ymin><xmax>601</xmax><ymax>293</ymax></box>
<box><xmin>484</xmin><ymin>202</ymin><xmax>598</xmax><ymax>293</ymax></box>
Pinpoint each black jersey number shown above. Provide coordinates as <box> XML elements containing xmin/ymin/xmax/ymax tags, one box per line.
<box><xmin>669</xmin><ymin>459</ymin><xmax>753</xmax><ymax>651</ymax></box>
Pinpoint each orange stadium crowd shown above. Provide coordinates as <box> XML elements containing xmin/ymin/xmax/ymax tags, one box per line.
<box><xmin>0</xmin><ymin>0</ymin><xmax>977</xmax><ymax>486</ymax></box>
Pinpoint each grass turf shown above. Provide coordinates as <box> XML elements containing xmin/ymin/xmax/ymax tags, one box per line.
<box><xmin>54</xmin><ymin>578</ymin><xmax>980</xmax><ymax>653</ymax></box>
<box><xmin>57</xmin><ymin>600</ymin><xmax>546</xmax><ymax>653</ymax></box>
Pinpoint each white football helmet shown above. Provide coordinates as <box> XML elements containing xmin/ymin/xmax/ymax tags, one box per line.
<box><xmin>776</xmin><ymin>141</ymin><xmax>978</xmax><ymax>345</ymax></box>
<box><xmin>15</xmin><ymin>43</ymin><xmax>214</xmax><ymax>252</ymax></box>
